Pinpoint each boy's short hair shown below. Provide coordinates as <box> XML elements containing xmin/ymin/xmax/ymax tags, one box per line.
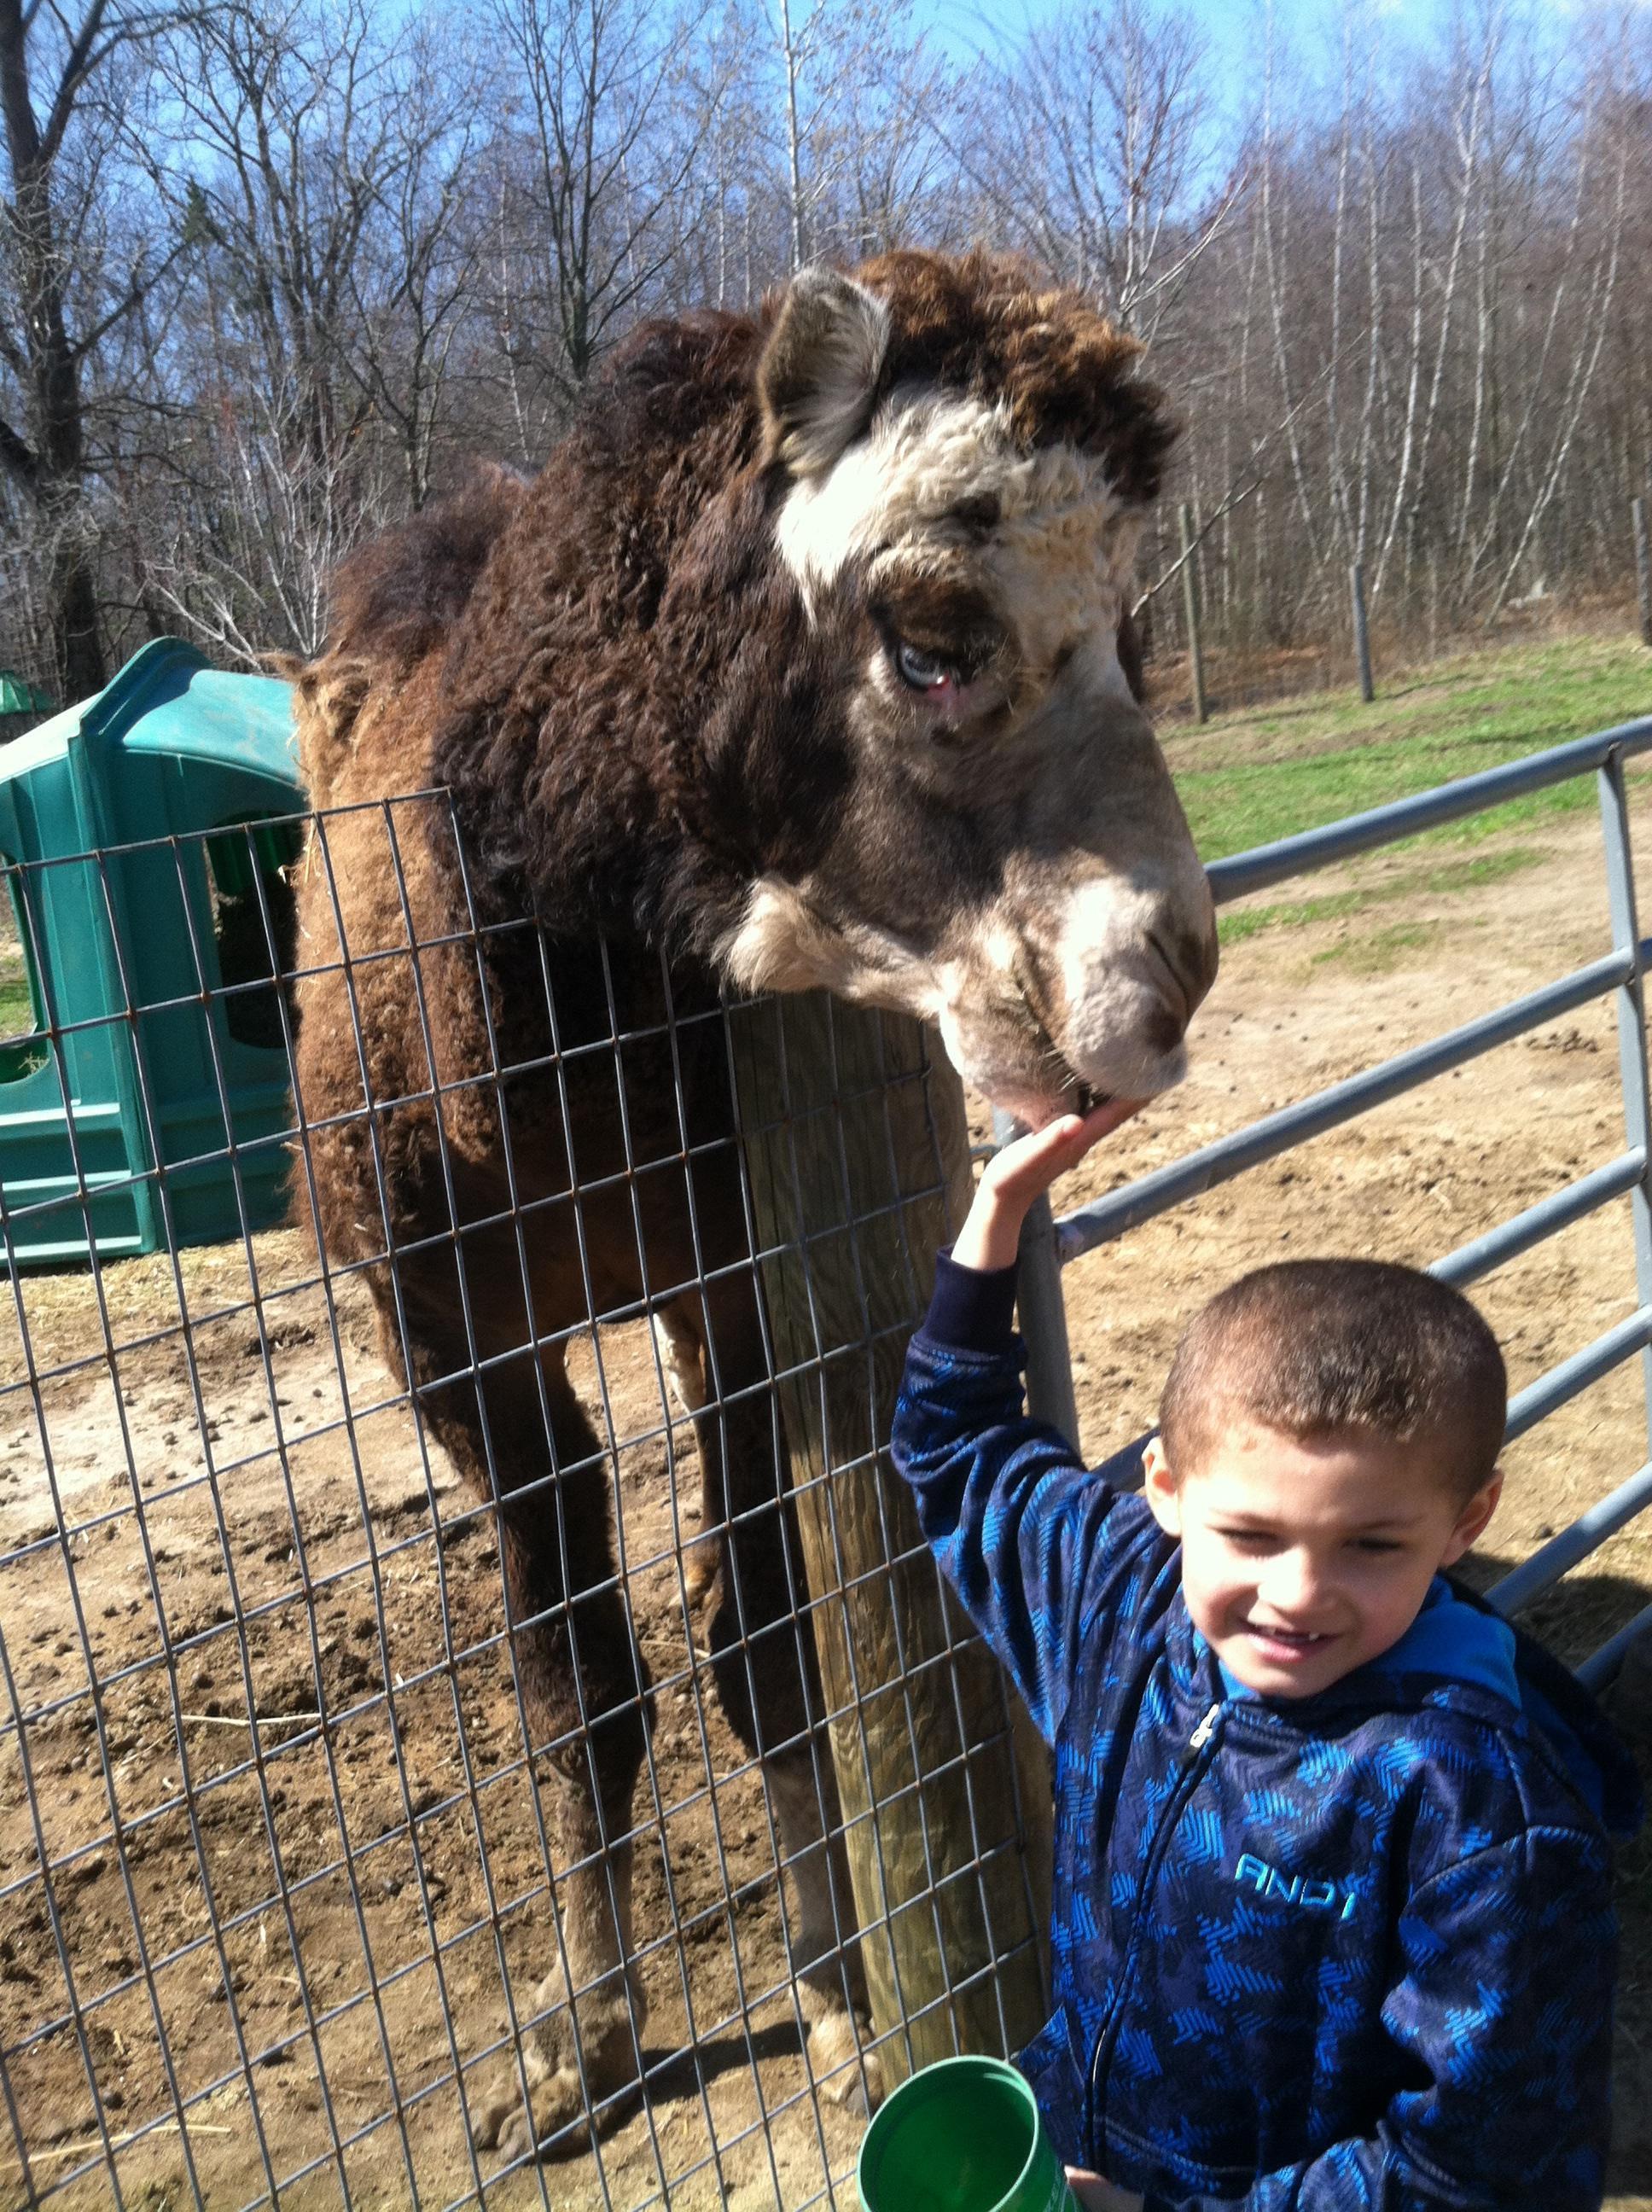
<box><xmin>1158</xmin><ymin>1258</ymin><xmax>1507</xmax><ymax>1499</ymax></box>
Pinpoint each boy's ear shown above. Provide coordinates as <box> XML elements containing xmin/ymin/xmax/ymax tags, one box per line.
<box><xmin>1441</xmin><ymin>1467</ymin><xmax>1503</xmax><ymax>1567</ymax></box>
<box><xmin>1143</xmin><ymin>1434</ymin><xmax>1182</xmax><ymax>1536</ymax></box>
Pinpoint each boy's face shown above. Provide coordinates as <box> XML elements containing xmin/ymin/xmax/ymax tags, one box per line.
<box><xmin>1143</xmin><ymin>1421</ymin><xmax>1502</xmax><ymax>1700</ymax></box>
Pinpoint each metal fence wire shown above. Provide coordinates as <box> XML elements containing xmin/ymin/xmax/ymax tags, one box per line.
<box><xmin>0</xmin><ymin>789</ymin><xmax>1046</xmax><ymax>2212</ymax></box>
<box><xmin>1</xmin><ymin>724</ymin><xmax>1650</xmax><ymax>2212</ymax></box>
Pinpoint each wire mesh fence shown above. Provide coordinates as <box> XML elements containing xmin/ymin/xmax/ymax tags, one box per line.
<box><xmin>0</xmin><ymin>798</ymin><xmax>1048</xmax><ymax>2212</ymax></box>
<box><xmin>7</xmin><ymin>727</ymin><xmax>1652</xmax><ymax>2211</ymax></box>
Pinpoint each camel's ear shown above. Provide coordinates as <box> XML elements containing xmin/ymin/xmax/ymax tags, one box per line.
<box><xmin>758</xmin><ymin>267</ymin><xmax>890</xmax><ymax>477</ymax></box>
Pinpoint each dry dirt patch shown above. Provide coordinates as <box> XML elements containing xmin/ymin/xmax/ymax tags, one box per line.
<box><xmin>0</xmin><ymin>1237</ymin><xmax>863</xmax><ymax>2212</ymax></box>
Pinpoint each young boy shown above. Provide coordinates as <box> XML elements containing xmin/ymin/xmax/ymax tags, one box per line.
<box><xmin>890</xmin><ymin>1103</ymin><xmax>1643</xmax><ymax>2212</ymax></box>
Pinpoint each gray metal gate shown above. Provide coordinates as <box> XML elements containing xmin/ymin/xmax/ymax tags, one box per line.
<box><xmin>1016</xmin><ymin>716</ymin><xmax>1652</xmax><ymax>1687</ymax></box>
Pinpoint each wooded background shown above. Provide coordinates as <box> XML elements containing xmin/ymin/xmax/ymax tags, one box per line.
<box><xmin>3</xmin><ymin>0</ymin><xmax>1649</xmax><ymax>708</ymax></box>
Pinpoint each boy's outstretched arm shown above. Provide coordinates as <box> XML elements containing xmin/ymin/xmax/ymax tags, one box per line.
<box><xmin>1131</xmin><ymin>1823</ymin><xmax>1617</xmax><ymax>2212</ymax></box>
<box><xmin>892</xmin><ymin>1101</ymin><xmax>1168</xmax><ymax>1743</ymax></box>
<box><xmin>948</xmin><ymin>1102</ymin><xmax>1142</xmax><ymax>1273</ymax></box>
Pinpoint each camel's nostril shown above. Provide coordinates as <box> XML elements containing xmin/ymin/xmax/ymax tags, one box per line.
<box><xmin>1148</xmin><ymin>933</ymin><xmax>1192</xmax><ymax>1029</ymax></box>
<box><xmin>1145</xmin><ymin>1005</ymin><xmax>1184</xmax><ymax>1056</ymax></box>
<box><xmin>1149</xmin><ymin>923</ymin><xmax>1219</xmax><ymax>1026</ymax></box>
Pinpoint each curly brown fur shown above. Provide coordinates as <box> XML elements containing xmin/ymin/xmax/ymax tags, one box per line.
<box><xmin>849</xmin><ymin>248</ymin><xmax>1178</xmax><ymax>501</ymax></box>
<box><xmin>291</xmin><ymin>466</ymin><xmax>526</xmax><ymax>807</ymax></box>
<box><xmin>428</xmin><ymin>312</ymin><xmax>779</xmax><ymax>940</ymax></box>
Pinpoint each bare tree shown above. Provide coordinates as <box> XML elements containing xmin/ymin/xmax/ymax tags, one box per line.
<box><xmin>952</xmin><ymin>0</ymin><xmax>1243</xmax><ymax>344</ymax></box>
<box><xmin>484</xmin><ymin>0</ymin><xmax>713</xmax><ymax>420</ymax></box>
<box><xmin>8</xmin><ymin>0</ymin><xmax>1652</xmax><ymax>678</ymax></box>
<box><xmin>0</xmin><ymin>0</ymin><xmax>190</xmax><ymax>697</ymax></box>
<box><xmin>149</xmin><ymin>0</ymin><xmax>398</xmax><ymax>478</ymax></box>
<box><xmin>341</xmin><ymin>19</ymin><xmax>486</xmax><ymax>509</ymax></box>
<box><xmin>148</xmin><ymin>371</ymin><xmax>397</xmax><ymax>661</ymax></box>
<box><xmin>140</xmin><ymin>0</ymin><xmax>468</xmax><ymax>651</ymax></box>
<box><xmin>803</xmin><ymin>0</ymin><xmax>951</xmax><ymax>260</ymax></box>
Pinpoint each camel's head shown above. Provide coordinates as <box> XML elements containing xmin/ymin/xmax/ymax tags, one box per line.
<box><xmin>706</xmin><ymin>251</ymin><xmax>1217</xmax><ymax>1126</ymax></box>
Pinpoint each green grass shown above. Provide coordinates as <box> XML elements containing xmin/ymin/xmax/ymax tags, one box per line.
<box><xmin>0</xmin><ymin>975</ymin><xmax>35</xmax><ymax>1039</ymax></box>
<box><xmin>1310</xmin><ymin>916</ymin><xmax>1486</xmax><ymax>974</ymax></box>
<box><xmin>1217</xmin><ymin>846</ymin><xmax>1547</xmax><ymax>947</ymax></box>
<box><xmin>1171</xmin><ymin>634</ymin><xmax>1652</xmax><ymax>864</ymax></box>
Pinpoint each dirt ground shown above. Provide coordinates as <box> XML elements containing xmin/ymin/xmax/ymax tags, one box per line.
<box><xmin>3</xmin><ymin>796</ymin><xmax>1652</xmax><ymax>2211</ymax></box>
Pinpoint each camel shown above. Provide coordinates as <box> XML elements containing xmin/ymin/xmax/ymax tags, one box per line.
<box><xmin>288</xmin><ymin>249</ymin><xmax>1218</xmax><ymax>2162</ymax></box>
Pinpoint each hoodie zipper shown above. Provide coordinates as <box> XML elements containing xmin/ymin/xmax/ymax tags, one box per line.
<box><xmin>1085</xmin><ymin>1700</ymin><xmax>1224</xmax><ymax>2161</ymax></box>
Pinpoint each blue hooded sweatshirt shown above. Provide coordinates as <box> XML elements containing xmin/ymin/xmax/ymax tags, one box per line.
<box><xmin>889</xmin><ymin>1254</ymin><xmax>1644</xmax><ymax>2212</ymax></box>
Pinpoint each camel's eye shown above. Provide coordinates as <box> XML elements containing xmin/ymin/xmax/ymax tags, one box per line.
<box><xmin>893</xmin><ymin>639</ymin><xmax>960</xmax><ymax>693</ymax></box>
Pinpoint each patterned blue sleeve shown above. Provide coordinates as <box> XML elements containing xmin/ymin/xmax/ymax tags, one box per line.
<box><xmin>1142</xmin><ymin>1825</ymin><xmax>1617</xmax><ymax>2212</ymax></box>
<box><xmin>890</xmin><ymin>1317</ymin><xmax>1165</xmax><ymax>1744</ymax></box>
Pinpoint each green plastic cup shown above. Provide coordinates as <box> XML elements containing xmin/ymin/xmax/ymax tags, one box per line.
<box><xmin>856</xmin><ymin>2055</ymin><xmax>1079</xmax><ymax>2212</ymax></box>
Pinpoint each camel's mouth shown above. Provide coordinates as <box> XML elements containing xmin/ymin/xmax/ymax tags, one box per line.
<box><xmin>1010</xmin><ymin>1066</ymin><xmax>1113</xmax><ymax>1131</ymax></box>
<box><xmin>1002</xmin><ymin>975</ymin><xmax>1111</xmax><ymax>1126</ymax></box>
<box><xmin>1028</xmin><ymin>1084</ymin><xmax>1111</xmax><ymax>1130</ymax></box>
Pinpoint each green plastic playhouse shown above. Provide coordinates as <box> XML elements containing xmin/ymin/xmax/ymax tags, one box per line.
<box><xmin>0</xmin><ymin>638</ymin><xmax>306</xmax><ymax>1266</ymax></box>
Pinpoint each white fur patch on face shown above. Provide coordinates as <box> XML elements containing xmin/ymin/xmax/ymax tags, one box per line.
<box><xmin>716</xmin><ymin>876</ymin><xmax>945</xmax><ymax>1016</ymax></box>
<box><xmin>774</xmin><ymin>388</ymin><xmax>1137</xmax><ymax>667</ymax></box>
<box><xmin>776</xmin><ymin>391</ymin><xmax>1007</xmax><ymax>591</ymax></box>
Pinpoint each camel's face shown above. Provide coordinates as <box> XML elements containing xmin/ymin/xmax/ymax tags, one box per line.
<box><xmin>718</xmin><ymin>265</ymin><xmax>1218</xmax><ymax>1126</ymax></box>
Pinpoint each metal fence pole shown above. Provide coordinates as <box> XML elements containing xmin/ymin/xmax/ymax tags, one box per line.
<box><xmin>1598</xmin><ymin>748</ymin><xmax>1652</xmax><ymax>1453</ymax></box>
<box><xmin>992</xmin><ymin>1110</ymin><xmax>1080</xmax><ymax>1452</ymax></box>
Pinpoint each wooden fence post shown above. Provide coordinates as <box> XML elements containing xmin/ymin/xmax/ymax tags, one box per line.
<box><xmin>1634</xmin><ymin>497</ymin><xmax>1651</xmax><ymax>650</ymax></box>
<box><xmin>1351</xmin><ymin>562</ymin><xmax>1375</xmax><ymax>701</ymax></box>
<box><xmin>1179</xmin><ymin>502</ymin><xmax>1208</xmax><ymax>724</ymax></box>
<box><xmin>727</xmin><ymin>992</ymin><xmax>1052</xmax><ymax>2088</ymax></box>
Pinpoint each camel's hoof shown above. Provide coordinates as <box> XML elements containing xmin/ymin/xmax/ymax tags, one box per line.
<box><xmin>472</xmin><ymin>2038</ymin><xmax>587</xmax><ymax>2162</ymax></box>
<box><xmin>473</xmin><ymin>1970</ymin><xmax>645</xmax><ymax>2163</ymax></box>
<box><xmin>681</xmin><ymin>1533</ymin><xmax>721</xmax><ymax>1608</ymax></box>
<box><xmin>806</xmin><ymin>2004</ymin><xmax>881</xmax><ymax>2116</ymax></box>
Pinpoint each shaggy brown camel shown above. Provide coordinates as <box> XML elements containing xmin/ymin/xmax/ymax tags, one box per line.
<box><xmin>288</xmin><ymin>249</ymin><xmax>1217</xmax><ymax>2162</ymax></box>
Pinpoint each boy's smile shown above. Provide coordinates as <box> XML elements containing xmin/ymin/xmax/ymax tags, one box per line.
<box><xmin>1143</xmin><ymin>1423</ymin><xmax>1502</xmax><ymax>1700</ymax></box>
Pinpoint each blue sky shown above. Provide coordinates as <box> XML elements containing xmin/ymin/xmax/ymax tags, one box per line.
<box><xmin>916</xmin><ymin>0</ymin><xmax>1448</xmax><ymax>62</ymax></box>
<box><xmin>912</xmin><ymin>0</ymin><xmax>1560</xmax><ymax>109</ymax></box>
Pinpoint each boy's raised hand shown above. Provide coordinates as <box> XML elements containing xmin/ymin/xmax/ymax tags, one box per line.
<box><xmin>951</xmin><ymin>1097</ymin><xmax>1143</xmax><ymax>1274</ymax></box>
<box><xmin>1064</xmin><ymin>2172</ymin><xmax>1144</xmax><ymax>2212</ymax></box>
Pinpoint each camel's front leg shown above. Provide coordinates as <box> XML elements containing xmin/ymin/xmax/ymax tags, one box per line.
<box><xmin>650</xmin><ymin>1301</ymin><xmax>723</xmax><ymax>1608</ymax></box>
<box><xmin>474</xmin><ymin>1755</ymin><xmax>647</xmax><ymax>2162</ymax></box>
<box><xmin>691</xmin><ymin>1271</ymin><xmax>881</xmax><ymax>2113</ymax></box>
<box><xmin>401</xmin><ymin>1272</ymin><xmax>652</xmax><ymax>2161</ymax></box>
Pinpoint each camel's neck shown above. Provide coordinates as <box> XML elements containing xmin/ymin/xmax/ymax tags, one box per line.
<box><xmin>428</xmin><ymin>318</ymin><xmax>778</xmax><ymax>949</ymax></box>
